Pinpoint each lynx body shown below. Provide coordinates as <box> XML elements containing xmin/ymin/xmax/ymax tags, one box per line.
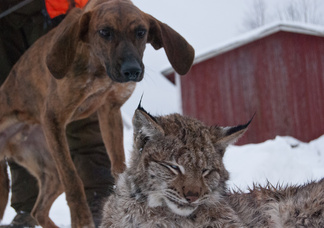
<box><xmin>100</xmin><ymin>107</ymin><xmax>324</xmax><ymax>228</ymax></box>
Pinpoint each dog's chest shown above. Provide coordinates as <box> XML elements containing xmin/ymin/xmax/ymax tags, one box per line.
<box><xmin>75</xmin><ymin>93</ymin><xmax>105</xmax><ymax>119</ymax></box>
<box><xmin>71</xmin><ymin>78</ymin><xmax>135</xmax><ymax>120</ymax></box>
<box><xmin>69</xmin><ymin>77</ymin><xmax>110</xmax><ymax>119</ymax></box>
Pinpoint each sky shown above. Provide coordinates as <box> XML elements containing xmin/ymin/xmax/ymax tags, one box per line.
<box><xmin>132</xmin><ymin>0</ymin><xmax>249</xmax><ymax>71</ymax></box>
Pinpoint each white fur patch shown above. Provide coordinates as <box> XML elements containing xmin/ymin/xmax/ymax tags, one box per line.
<box><xmin>179</xmin><ymin>165</ymin><xmax>185</xmax><ymax>175</ymax></box>
<box><xmin>148</xmin><ymin>194</ymin><xmax>163</xmax><ymax>208</ymax></box>
<box><xmin>148</xmin><ymin>191</ymin><xmax>197</xmax><ymax>217</ymax></box>
<box><xmin>164</xmin><ymin>198</ymin><xmax>197</xmax><ymax>217</ymax></box>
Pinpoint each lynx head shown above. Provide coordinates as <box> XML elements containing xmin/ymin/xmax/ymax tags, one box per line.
<box><xmin>125</xmin><ymin>106</ymin><xmax>251</xmax><ymax>217</ymax></box>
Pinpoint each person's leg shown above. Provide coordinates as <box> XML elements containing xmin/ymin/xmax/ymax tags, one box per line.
<box><xmin>4</xmin><ymin>161</ymin><xmax>39</xmax><ymax>227</ymax></box>
<box><xmin>67</xmin><ymin>113</ymin><xmax>115</xmax><ymax>227</ymax></box>
<box><xmin>0</xmin><ymin>19</ymin><xmax>27</xmax><ymax>84</ymax></box>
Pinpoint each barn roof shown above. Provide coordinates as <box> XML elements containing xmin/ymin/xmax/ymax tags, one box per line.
<box><xmin>162</xmin><ymin>21</ymin><xmax>324</xmax><ymax>76</ymax></box>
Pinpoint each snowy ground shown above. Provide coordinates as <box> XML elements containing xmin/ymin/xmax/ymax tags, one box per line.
<box><xmin>2</xmin><ymin>114</ymin><xmax>324</xmax><ymax>226</ymax></box>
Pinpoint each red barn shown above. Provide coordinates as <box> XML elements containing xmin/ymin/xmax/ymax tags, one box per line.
<box><xmin>163</xmin><ymin>22</ymin><xmax>324</xmax><ymax>145</ymax></box>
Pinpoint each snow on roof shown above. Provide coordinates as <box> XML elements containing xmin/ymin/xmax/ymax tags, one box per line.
<box><xmin>162</xmin><ymin>21</ymin><xmax>324</xmax><ymax>76</ymax></box>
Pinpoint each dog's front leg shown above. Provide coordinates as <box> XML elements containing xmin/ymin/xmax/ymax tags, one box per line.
<box><xmin>42</xmin><ymin>111</ymin><xmax>95</xmax><ymax>228</ymax></box>
<box><xmin>97</xmin><ymin>103</ymin><xmax>126</xmax><ymax>179</ymax></box>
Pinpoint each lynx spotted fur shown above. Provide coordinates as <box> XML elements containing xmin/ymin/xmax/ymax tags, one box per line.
<box><xmin>100</xmin><ymin>107</ymin><xmax>324</xmax><ymax>228</ymax></box>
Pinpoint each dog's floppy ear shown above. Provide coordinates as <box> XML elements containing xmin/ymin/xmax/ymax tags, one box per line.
<box><xmin>46</xmin><ymin>8</ymin><xmax>90</xmax><ymax>79</ymax></box>
<box><xmin>147</xmin><ymin>15</ymin><xmax>195</xmax><ymax>75</ymax></box>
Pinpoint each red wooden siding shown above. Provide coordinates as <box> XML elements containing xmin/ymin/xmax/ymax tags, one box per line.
<box><xmin>179</xmin><ymin>31</ymin><xmax>324</xmax><ymax>145</ymax></box>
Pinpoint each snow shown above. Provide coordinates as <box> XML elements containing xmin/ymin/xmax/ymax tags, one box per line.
<box><xmin>225</xmin><ymin>135</ymin><xmax>324</xmax><ymax>191</ymax></box>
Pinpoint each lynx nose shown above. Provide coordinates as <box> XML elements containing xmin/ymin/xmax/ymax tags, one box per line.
<box><xmin>184</xmin><ymin>190</ymin><xmax>200</xmax><ymax>203</ymax></box>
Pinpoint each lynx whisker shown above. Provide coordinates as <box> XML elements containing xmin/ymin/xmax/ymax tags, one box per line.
<box><xmin>164</xmin><ymin>189</ymin><xmax>188</xmax><ymax>204</ymax></box>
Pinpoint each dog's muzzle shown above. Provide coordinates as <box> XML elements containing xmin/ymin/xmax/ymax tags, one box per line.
<box><xmin>120</xmin><ymin>60</ymin><xmax>143</xmax><ymax>82</ymax></box>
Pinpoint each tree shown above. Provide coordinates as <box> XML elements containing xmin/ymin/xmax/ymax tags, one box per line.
<box><xmin>242</xmin><ymin>0</ymin><xmax>324</xmax><ymax>31</ymax></box>
<box><xmin>278</xmin><ymin>0</ymin><xmax>322</xmax><ymax>24</ymax></box>
<box><xmin>242</xmin><ymin>0</ymin><xmax>267</xmax><ymax>30</ymax></box>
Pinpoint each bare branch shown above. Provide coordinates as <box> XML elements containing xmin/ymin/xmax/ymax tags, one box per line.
<box><xmin>242</xmin><ymin>0</ymin><xmax>324</xmax><ymax>31</ymax></box>
<box><xmin>242</xmin><ymin>0</ymin><xmax>267</xmax><ymax>31</ymax></box>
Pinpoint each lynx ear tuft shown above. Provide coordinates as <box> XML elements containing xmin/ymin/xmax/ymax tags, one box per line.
<box><xmin>210</xmin><ymin>115</ymin><xmax>254</xmax><ymax>152</ymax></box>
<box><xmin>136</xmin><ymin>97</ymin><xmax>158</xmax><ymax>127</ymax></box>
<box><xmin>132</xmin><ymin>105</ymin><xmax>164</xmax><ymax>151</ymax></box>
<box><xmin>219</xmin><ymin>115</ymin><xmax>254</xmax><ymax>146</ymax></box>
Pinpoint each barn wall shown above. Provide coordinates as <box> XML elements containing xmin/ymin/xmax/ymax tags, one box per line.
<box><xmin>180</xmin><ymin>31</ymin><xmax>324</xmax><ymax>144</ymax></box>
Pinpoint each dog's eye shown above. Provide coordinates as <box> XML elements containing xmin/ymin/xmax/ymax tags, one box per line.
<box><xmin>99</xmin><ymin>28</ymin><xmax>114</xmax><ymax>40</ymax></box>
<box><xmin>136</xmin><ymin>29</ymin><xmax>146</xmax><ymax>39</ymax></box>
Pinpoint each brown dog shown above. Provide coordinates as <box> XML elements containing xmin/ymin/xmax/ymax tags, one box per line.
<box><xmin>0</xmin><ymin>0</ymin><xmax>194</xmax><ymax>227</ymax></box>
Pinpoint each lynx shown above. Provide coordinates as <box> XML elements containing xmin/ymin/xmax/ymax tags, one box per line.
<box><xmin>100</xmin><ymin>106</ymin><xmax>324</xmax><ymax>228</ymax></box>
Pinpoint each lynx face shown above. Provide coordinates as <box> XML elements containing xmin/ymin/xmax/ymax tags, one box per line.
<box><xmin>127</xmin><ymin>106</ymin><xmax>250</xmax><ymax>217</ymax></box>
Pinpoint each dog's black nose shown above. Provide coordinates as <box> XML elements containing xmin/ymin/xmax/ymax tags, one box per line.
<box><xmin>121</xmin><ymin>61</ymin><xmax>142</xmax><ymax>81</ymax></box>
